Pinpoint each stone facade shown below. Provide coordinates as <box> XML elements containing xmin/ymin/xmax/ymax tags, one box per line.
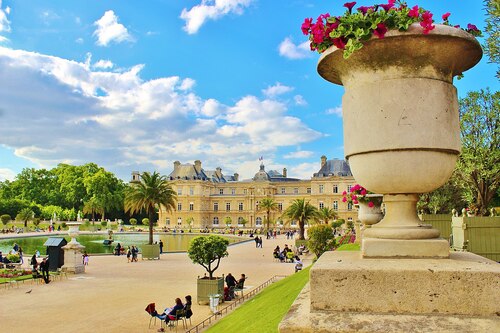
<box><xmin>151</xmin><ymin>156</ymin><xmax>357</xmax><ymax>229</ymax></box>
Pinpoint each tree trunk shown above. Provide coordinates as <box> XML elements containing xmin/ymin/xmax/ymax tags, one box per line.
<box><xmin>298</xmin><ymin>220</ymin><xmax>305</xmax><ymax>240</ymax></box>
<box><xmin>148</xmin><ymin>209</ymin><xmax>154</xmax><ymax>245</ymax></box>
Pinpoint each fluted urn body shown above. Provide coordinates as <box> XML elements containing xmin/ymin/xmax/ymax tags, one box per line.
<box><xmin>318</xmin><ymin>24</ymin><xmax>482</xmax><ymax>256</ymax></box>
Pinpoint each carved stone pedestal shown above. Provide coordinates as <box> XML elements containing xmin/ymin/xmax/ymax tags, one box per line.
<box><xmin>62</xmin><ymin>243</ymin><xmax>85</xmax><ymax>274</ymax></box>
<box><xmin>279</xmin><ymin>251</ymin><xmax>500</xmax><ymax>333</ymax></box>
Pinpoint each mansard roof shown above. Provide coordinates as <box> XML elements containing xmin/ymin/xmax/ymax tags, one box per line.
<box><xmin>313</xmin><ymin>158</ymin><xmax>352</xmax><ymax>177</ymax></box>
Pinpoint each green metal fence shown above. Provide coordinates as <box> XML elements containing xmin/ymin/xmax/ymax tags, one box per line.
<box><xmin>420</xmin><ymin>214</ymin><xmax>452</xmax><ymax>241</ymax></box>
<box><xmin>452</xmin><ymin>216</ymin><xmax>500</xmax><ymax>262</ymax></box>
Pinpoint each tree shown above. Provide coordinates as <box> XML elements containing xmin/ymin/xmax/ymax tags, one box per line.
<box><xmin>455</xmin><ymin>89</ymin><xmax>499</xmax><ymax>215</ymax></box>
<box><xmin>282</xmin><ymin>199</ymin><xmax>318</xmax><ymax>240</ymax></box>
<box><xmin>188</xmin><ymin>235</ymin><xmax>229</xmax><ymax>279</ymax></box>
<box><xmin>83</xmin><ymin>168</ymin><xmax>125</xmax><ymax>221</ymax></box>
<box><xmin>129</xmin><ymin>218</ymin><xmax>137</xmax><ymax>227</ymax></box>
<box><xmin>258</xmin><ymin>198</ymin><xmax>279</xmax><ymax>231</ymax></box>
<box><xmin>418</xmin><ymin>176</ymin><xmax>467</xmax><ymax>214</ymax></box>
<box><xmin>224</xmin><ymin>216</ymin><xmax>232</xmax><ymax>227</ymax></box>
<box><xmin>16</xmin><ymin>207</ymin><xmax>33</xmax><ymax>228</ymax></box>
<box><xmin>83</xmin><ymin>197</ymin><xmax>104</xmax><ymax>227</ymax></box>
<box><xmin>307</xmin><ymin>224</ymin><xmax>336</xmax><ymax>258</ymax></box>
<box><xmin>483</xmin><ymin>0</ymin><xmax>500</xmax><ymax>78</ymax></box>
<box><xmin>124</xmin><ymin>171</ymin><xmax>177</xmax><ymax>245</ymax></box>
<box><xmin>316</xmin><ymin>207</ymin><xmax>338</xmax><ymax>224</ymax></box>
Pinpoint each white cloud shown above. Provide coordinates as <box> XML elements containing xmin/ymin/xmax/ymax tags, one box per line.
<box><xmin>0</xmin><ymin>168</ymin><xmax>16</xmax><ymax>181</ymax></box>
<box><xmin>93</xmin><ymin>10</ymin><xmax>133</xmax><ymax>46</ymax></box>
<box><xmin>0</xmin><ymin>0</ymin><xmax>11</xmax><ymax>38</ymax></box>
<box><xmin>93</xmin><ymin>59</ymin><xmax>114</xmax><ymax>69</ymax></box>
<box><xmin>284</xmin><ymin>151</ymin><xmax>314</xmax><ymax>159</ymax></box>
<box><xmin>288</xmin><ymin>162</ymin><xmax>318</xmax><ymax>180</ymax></box>
<box><xmin>0</xmin><ymin>47</ymin><xmax>323</xmax><ymax>180</ymax></box>
<box><xmin>180</xmin><ymin>0</ymin><xmax>254</xmax><ymax>34</ymax></box>
<box><xmin>326</xmin><ymin>106</ymin><xmax>343</xmax><ymax>117</ymax></box>
<box><xmin>278</xmin><ymin>37</ymin><xmax>311</xmax><ymax>60</ymax></box>
<box><xmin>294</xmin><ymin>95</ymin><xmax>307</xmax><ymax>106</ymax></box>
<box><xmin>262</xmin><ymin>82</ymin><xmax>293</xmax><ymax>98</ymax></box>
<box><xmin>75</xmin><ymin>37</ymin><xmax>84</xmax><ymax>44</ymax></box>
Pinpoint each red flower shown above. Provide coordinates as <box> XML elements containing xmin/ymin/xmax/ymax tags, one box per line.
<box><xmin>368</xmin><ymin>201</ymin><xmax>375</xmax><ymax>208</ymax></box>
<box><xmin>408</xmin><ymin>5</ymin><xmax>419</xmax><ymax>18</ymax></box>
<box><xmin>442</xmin><ymin>12</ymin><xmax>450</xmax><ymax>21</ymax></box>
<box><xmin>344</xmin><ymin>2</ymin><xmax>357</xmax><ymax>13</ymax></box>
<box><xmin>373</xmin><ymin>22</ymin><xmax>388</xmax><ymax>38</ymax></box>
<box><xmin>301</xmin><ymin>18</ymin><xmax>313</xmax><ymax>35</ymax></box>
<box><xmin>361</xmin><ymin>189</ymin><xmax>367</xmax><ymax>196</ymax></box>
<box><xmin>333</xmin><ymin>37</ymin><xmax>347</xmax><ymax>49</ymax></box>
<box><xmin>380</xmin><ymin>3</ymin><xmax>394</xmax><ymax>11</ymax></box>
<box><xmin>420</xmin><ymin>11</ymin><xmax>435</xmax><ymax>34</ymax></box>
<box><xmin>357</xmin><ymin>6</ymin><xmax>371</xmax><ymax>15</ymax></box>
<box><xmin>342</xmin><ymin>197</ymin><xmax>347</xmax><ymax>203</ymax></box>
<box><xmin>467</xmin><ymin>23</ymin><xmax>479</xmax><ymax>32</ymax></box>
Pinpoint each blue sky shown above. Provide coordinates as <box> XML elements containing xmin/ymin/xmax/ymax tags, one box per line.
<box><xmin>0</xmin><ymin>0</ymin><xmax>497</xmax><ymax>182</ymax></box>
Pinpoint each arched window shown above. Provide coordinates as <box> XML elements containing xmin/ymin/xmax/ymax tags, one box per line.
<box><xmin>256</xmin><ymin>217</ymin><xmax>262</xmax><ymax>226</ymax></box>
<box><xmin>177</xmin><ymin>217</ymin><xmax>182</xmax><ymax>225</ymax></box>
<box><xmin>213</xmin><ymin>217</ymin><xmax>219</xmax><ymax>225</ymax></box>
<box><xmin>238</xmin><ymin>217</ymin><xmax>244</xmax><ymax>223</ymax></box>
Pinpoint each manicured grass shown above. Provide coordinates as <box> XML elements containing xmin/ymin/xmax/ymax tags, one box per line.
<box><xmin>336</xmin><ymin>243</ymin><xmax>360</xmax><ymax>251</ymax></box>
<box><xmin>205</xmin><ymin>266</ymin><xmax>311</xmax><ymax>333</ymax></box>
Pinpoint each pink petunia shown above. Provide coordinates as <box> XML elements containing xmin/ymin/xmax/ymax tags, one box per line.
<box><xmin>342</xmin><ymin>191</ymin><xmax>347</xmax><ymax>195</ymax></box>
<box><xmin>333</xmin><ymin>37</ymin><xmax>347</xmax><ymax>49</ymax></box>
<box><xmin>373</xmin><ymin>23</ymin><xmax>388</xmax><ymax>38</ymax></box>
<box><xmin>361</xmin><ymin>189</ymin><xmax>367</xmax><ymax>196</ymax></box>
<box><xmin>467</xmin><ymin>23</ymin><xmax>479</xmax><ymax>32</ymax></box>
<box><xmin>344</xmin><ymin>2</ymin><xmax>357</xmax><ymax>12</ymax></box>
<box><xmin>380</xmin><ymin>3</ymin><xmax>394</xmax><ymax>11</ymax></box>
<box><xmin>442</xmin><ymin>12</ymin><xmax>450</xmax><ymax>21</ymax></box>
<box><xmin>342</xmin><ymin>197</ymin><xmax>347</xmax><ymax>203</ymax></box>
<box><xmin>368</xmin><ymin>201</ymin><xmax>374</xmax><ymax>208</ymax></box>
<box><xmin>408</xmin><ymin>5</ymin><xmax>419</xmax><ymax>18</ymax></box>
<box><xmin>301</xmin><ymin>18</ymin><xmax>313</xmax><ymax>35</ymax></box>
<box><xmin>357</xmin><ymin>6</ymin><xmax>370</xmax><ymax>15</ymax></box>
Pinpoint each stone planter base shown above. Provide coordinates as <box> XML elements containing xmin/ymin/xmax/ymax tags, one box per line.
<box><xmin>280</xmin><ymin>251</ymin><xmax>500</xmax><ymax>332</ymax></box>
<box><xmin>62</xmin><ymin>243</ymin><xmax>85</xmax><ymax>274</ymax></box>
<box><xmin>197</xmin><ymin>277</ymin><xmax>224</xmax><ymax>305</ymax></box>
<box><xmin>361</xmin><ymin>237</ymin><xmax>450</xmax><ymax>258</ymax></box>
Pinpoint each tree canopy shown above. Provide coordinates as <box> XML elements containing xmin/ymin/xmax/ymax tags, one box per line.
<box><xmin>282</xmin><ymin>198</ymin><xmax>318</xmax><ymax>240</ymax></box>
<box><xmin>188</xmin><ymin>235</ymin><xmax>229</xmax><ymax>279</ymax></box>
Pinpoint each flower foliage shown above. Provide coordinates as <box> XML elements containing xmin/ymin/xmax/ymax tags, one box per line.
<box><xmin>301</xmin><ymin>1</ymin><xmax>482</xmax><ymax>58</ymax></box>
<box><xmin>342</xmin><ymin>184</ymin><xmax>381</xmax><ymax>207</ymax></box>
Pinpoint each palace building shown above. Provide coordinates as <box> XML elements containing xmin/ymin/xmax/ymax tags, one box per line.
<box><xmin>132</xmin><ymin>156</ymin><xmax>358</xmax><ymax>229</ymax></box>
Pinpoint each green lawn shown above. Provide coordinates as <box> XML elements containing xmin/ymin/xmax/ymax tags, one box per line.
<box><xmin>205</xmin><ymin>266</ymin><xmax>311</xmax><ymax>333</ymax></box>
<box><xmin>336</xmin><ymin>243</ymin><xmax>360</xmax><ymax>251</ymax></box>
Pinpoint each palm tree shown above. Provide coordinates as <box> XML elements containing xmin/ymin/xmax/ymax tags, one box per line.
<box><xmin>16</xmin><ymin>208</ymin><xmax>34</xmax><ymax>229</ymax></box>
<box><xmin>124</xmin><ymin>171</ymin><xmax>177</xmax><ymax>245</ymax></box>
<box><xmin>282</xmin><ymin>198</ymin><xmax>318</xmax><ymax>240</ymax></box>
<box><xmin>316</xmin><ymin>207</ymin><xmax>338</xmax><ymax>225</ymax></box>
<box><xmin>258</xmin><ymin>198</ymin><xmax>279</xmax><ymax>231</ymax></box>
<box><xmin>83</xmin><ymin>197</ymin><xmax>104</xmax><ymax>229</ymax></box>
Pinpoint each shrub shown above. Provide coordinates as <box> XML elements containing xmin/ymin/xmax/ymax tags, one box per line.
<box><xmin>32</xmin><ymin>218</ymin><xmax>41</xmax><ymax>227</ymax></box>
<box><xmin>307</xmin><ymin>224</ymin><xmax>336</xmax><ymax>258</ymax></box>
<box><xmin>101</xmin><ymin>221</ymin><xmax>108</xmax><ymax>227</ymax></box>
<box><xmin>61</xmin><ymin>222</ymin><xmax>67</xmax><ymax>229</ymax></box>
<box><xmin>142</xmin><ymin>218</ymin><xmax>149</xmax><ymax>226</ymax></box>
<box><xmin>1</xmin><ymin>214</ymin><xmax>11</xmax><ymax>226</ymax></box>
<box><xmin>6</xmin><ymin>253</ymin><xmax>21</xmax><ymax>263</ymax></box>
<box><xmin>129</xmin><ymin>218</ymin><xmax>137</xmax><ymax>226</ymax></box>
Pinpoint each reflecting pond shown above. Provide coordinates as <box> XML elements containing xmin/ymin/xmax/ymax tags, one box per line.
<box><xmin>0</xmin><ymin>233</ymin><xmax>244</xmax><ymax>255</ymax></box>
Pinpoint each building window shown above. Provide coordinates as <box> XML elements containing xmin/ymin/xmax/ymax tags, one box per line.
<box><xmin>231</xmin><ymin>188</ymin><xmax>236</xmax><ymax>195</ymax></box>
<box><xmin>213</xmin><ymin>217</ymin><xmax>219</xmax><ymax>225</ymax></box>
<box><xmin>238</xmin><ymin>202</ymin><xmax>243</xmax><ymax>211</ymax></box>
<box><xmin>177</xmin><ymin>187</ymin><xmax>182</xmax><ymax>195</ymax></box>
<box><xmin>281</xmin><ymin>187</ymin><xmax>286</xmax><ymax>194</ymax></box>
<box><xmin>256</xmin><ymin>217</ymin><xmax>262</xmax><ymax>226</ymax></box>
<box><xmin>219</xmin><ymin>188</ymin><xmax>224</xmax><ymax>195</ymax></box>
<box><xmin>214</xmin><ymin>202</ymin><xmax>219</xmax><ymax>211</ymax></box>
<box><xmin>243</xmin><ymin>189</ymin><xmax>247</xmax><ymax>194</ymax></box>
<box><xmin>347</xmin><ymin>185</ymin><xmax>352</xmax><ymax>193</ymax></box>
<box><xmin>255</xmin><ymin>201</ymin><xmax>259</xmax><ymax>210</ymax></box>
<box><xmin>177</xmin><ymin>217</ymin><xmax>182</xmax><ymax>225</ymax></box>
<box><xmin>348</xmin><ymin>202</ymin><xmax>353</xmax><ymax>211</ymax></box>
<box><xmin>333</xmin><ymin>185</ymin><xmax>338</xmax><ymax>193</ymax></box>
<box><xmin>294</xmin><ymin>187</ymin><xmax>299</xmax><ymax>194</ymax></box>
<box><xmin>319</xmin><ymin>184</ymin><xmax>324</xmax><ymax>194</ymax></box>
<box><xmin>307</xmin><ymin>187</ymin><xmax>311</xmax><ymax>194</ymax></box>
<box><xmin>177</xmin><ymin>203</ymin><xmax>182</xmax><ymax>211</ymax></box>
<box><xmin>291</xmin><ymin>220</ymin><xmax>297</xmax><ymax>226</ymax></box>
<box><xmin>166</xmin><ymin>218</ymin><xmax>170</xmax><ymax>225</ymax></box>
<box><xmin>189</xmin><ymin>187</ymin><xmax>194</xmax><ymax>195</ymax></box>
<box><xmin>189</xmin><ymin>202</ymin><xmax>194</xmax><ymax>211</ymax></box>
<box><xmin>278</xmin><ymin>203</ymin><xmax>283</xmax><ymax>211</ymax></box>
<box><xmin>333</xmin><ymin>200</ymin><xmax>338</xmax><ymax>210</ymax></box>
<box><xmin>226</xmin><ymin>202</ymin><xmax>231</xmax><ymax>211</ymax></box>
<box><xmin>319</xmin><ymin>201</ymin><xmax>324</xmax><ymax>209</ymax></box>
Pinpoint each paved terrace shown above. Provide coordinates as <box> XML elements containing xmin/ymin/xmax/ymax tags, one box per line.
<box><xmin>0</xmin><ymin>233</ymin><xmax>310</xmax><ymax>333</ymax></box>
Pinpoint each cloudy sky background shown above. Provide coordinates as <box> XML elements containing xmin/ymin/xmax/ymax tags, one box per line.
<box><xmin>0</xmin><ymin>0</ymin><xmax>497</xmax><ymax>182</ymax></box>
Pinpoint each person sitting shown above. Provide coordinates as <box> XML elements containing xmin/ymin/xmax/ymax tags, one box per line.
<box><xmin>236</xmin><ymin>274</ymin><xmax>246</xmax><ymax>289</ymax></box>
<box><xmin>157</xmin><ymin>298</ymin><xmax>184</xmax><ymax>331</ymax></box>
<box><xmin>225</xmin><ymin>273</ymin><xmax>237</xmax><ymax>299</ymax></box>
<box><xmin>294</xmin><ymin>256</ymin><xmax>303</xmax><ymax>273</ymax></box>
<box><xmin>184</xmin><ymin>295</ymin><xmax>193</xmax><ymax>319</ymax></box>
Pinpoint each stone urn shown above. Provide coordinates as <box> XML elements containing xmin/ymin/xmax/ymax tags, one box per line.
<box><xmin>357</xmin><ymin>195</ymin><xmax>384</xmax><ymax>227</ymax></box>
<box><xmin>318</xmin><ymin>24</ymin><xmax>482</xmax><ymax>257</ymax></box>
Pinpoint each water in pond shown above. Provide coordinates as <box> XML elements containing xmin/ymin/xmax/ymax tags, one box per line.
<box><xmin>0</xmin><ymin>233</ymin><xmax>243</xmax><ymax>255</ymax></box>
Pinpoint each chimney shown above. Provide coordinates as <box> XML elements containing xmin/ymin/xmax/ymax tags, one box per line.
<box><xmin>194</xmin><ymin>160</ymin><xmax>202</xmax><ymax>174</ymax></box>
<box><xmin>131</xmin><ymin>171</ymin><xmax>140</xmax><ymax>183</ymax></box>
<box><xmin>174</xmin><ymin>161</ymin><xmax>181</xmax><ymax>170</ymax></box>
<box><xmin>234</xmin><ymin>173</ymin><xmax>239</xmax><ymax>181</ymax></box>
<box><xmin>216</xmin><ymin>167</ymin><xmax>222</xmax><ymax>179</ymax></box>
<box><xmin>283</xmin><ymin>168</ymin><xmax>287</xmax><ymax>178</ymax></box>
<box><xmin>321</xmin><ymin>155</ymin><xmax>327</xmax><ymax>167</ymax></box>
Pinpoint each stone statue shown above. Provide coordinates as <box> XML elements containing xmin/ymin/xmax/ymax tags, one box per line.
<box><xmin>452</xmin><ymin>208</ymin><xmax>457</xmax><ymax>217</ymax></box>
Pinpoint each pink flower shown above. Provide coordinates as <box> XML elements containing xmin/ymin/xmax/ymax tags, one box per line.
<box><xmin>333</xmin><ymin>37</ymin><xmax>347</xmax><ymax>49</ymax></box>
<box><xmin>380</xmin><ymin>3</ymin><xmax>394</xmax><ymax>11</ymax></box>
<box><xmin>420</xmin><ymin>11</ymin><xmax>435</xmax><ymax>34</ymax></box>
<box><xmin>352</xmin><ymin>195</ymin><xmax>357</xmax><ymax>200</ymax></box>
<box><xmin>373</xmin><ymin>22</ymin><xmax>388</xmax><ymax>38</ymax></box>
<box><xmin>368</xmin><ymin>201</ymin><xmax>374</xmax><ymax>208</ymax></box>
<box><xmin>344</xmin><ymin>2</ymin><xmax>357</xmax><ymax>13</ymax></box>
<box><xmin>342</xmin><ymin>191</ymin><xmax>347</xmax><ymax>195</ymax></box>
<box><xmin>357</xmin><ymin>6</ymin><xmax>371</xmax><ymax>15</ymax></box>
<box><xmin>342</xmin><ymin>197</ymin><xmax>347</xmax><ymax>203</ymax></box>
<box><xmin>301</xmin><ymin>18</ymin><xmax>313</xmax><ymax>35</ymax></box>
<box><xmin>408</xmin><ymin>5</ymin><xmax>419</xmax><ymax>18</ymax></box>
<box><xmin>467</xmin><ymin>23</ymin><xmax>479</xmax><ymax>32</ymax></box>
<box><xmin>353</xmin><ymin>200</ymin><xmax>358</xmax><ymax>205</ymax></box>
<box><xmin>361</xmin><ymin>189</ymin><xmax>367</xmax><ymax>196</ymax></box>
<box><xmin>442</xmin><ymin>12</ymin><xmax>451</xmax><ymax>21</ymax></box>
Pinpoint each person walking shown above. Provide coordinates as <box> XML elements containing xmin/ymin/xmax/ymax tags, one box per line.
<box><xmin>39</xmin><ymin>257</ymin><xmax>50</xmax><ymax>284</ymax></box>
<box><xmin>159</xmin><ymin>240</ymin><xmax>164</xmax><ymax>254</ymax></box>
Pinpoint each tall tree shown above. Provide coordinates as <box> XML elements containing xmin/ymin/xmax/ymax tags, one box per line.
<box><xmin>84</xmin><ymin>168</ymin><xmax>125</xmax><ymax>221</ymax></box>
<box><xmin>83</xmin><ymin>197</ymin><xmax>104</xmax><ymax>227</ymax></box>
<box><xmin>16</xmin><ymin>207</ymin><xmax>34</xmax><ymax>228</ymax></box>
<box><xmin>316</xmin><ymin>207</ymin><xmax>338</xmax><ymax>224</ymax></box>
<box><xmin>258</xmin><ymin>198</ymin><xmax>279</xmax><ymax>231</ymax></box>
<box><xmin>282</xmin><ymin>198</ymin><xmax>318</xmax><ymax>240</ymax></box>
<box><xmin>483</xmin><ymin>0</ymin><xmax>500</xmax><ymax>78</ymax></box>
<box><xmin>124</xmin><ymin>172</ymin><xmax>177</xmax><ymax>245</ymax></box>
<box><xmin>456</xmin><ymin>89</ymin><xmax>499</xmax><ymax>215</ymax></box>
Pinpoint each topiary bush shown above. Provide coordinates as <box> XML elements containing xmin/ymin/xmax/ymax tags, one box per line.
<box><xmin>307</xmin><ymin>224</ymin><xmax>336</xmax><ymax>258</ymax></box>
<box><xmin>1</xmin><ymin>214</ymin><xmax>11</xmax><ymax>226</ymax></box>
<box><xmin>142</xmin><ymin>218</ymin><xmax>149</xmax><ymax>226</ymax></box>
